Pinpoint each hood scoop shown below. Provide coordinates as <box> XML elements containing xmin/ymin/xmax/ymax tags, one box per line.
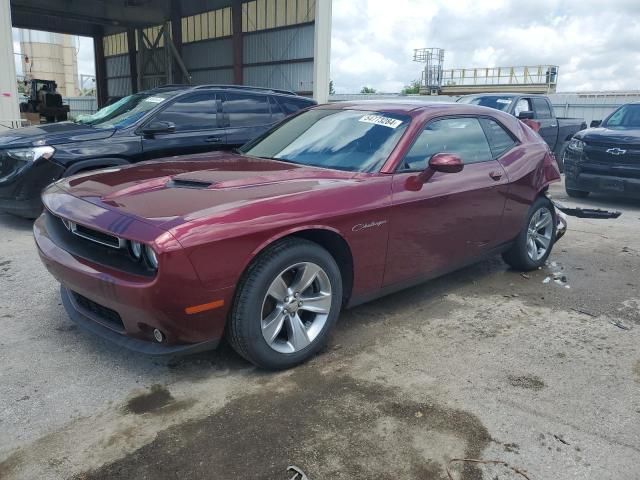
<box><xmin>167</xmin><ymin>178</ymin><xmax>214</xmax><ymax>189</ymax></box>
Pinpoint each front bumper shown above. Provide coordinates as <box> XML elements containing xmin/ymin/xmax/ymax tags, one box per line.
<box><xmin>61</xmin><ymin>287</ymin><xmax>220</xmax><ymax>356</ymax></box>
<box><xmin>34</xmin><ymin>192</ymin><xmax>235</xmax><ymax>356</ymax></box>
<box><xmin>0</xmin><ymin>158</ymin><xmax>65</xmax><ymax>218</ymax></box>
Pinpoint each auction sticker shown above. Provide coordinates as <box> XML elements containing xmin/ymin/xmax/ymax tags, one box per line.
<box><xmin>496</xmin><ymin>98</ymin><xmax>512</xmax><ymax>104</ymax></box>
<box><xmin>146</xmin><ymin>96</ymin><xmax>166</xmax><ymax>103</ymax></box>
<box><xmin>359</xmin><ymin>114</ymin><xmax>403</xmax><ymax>129</ymax></box>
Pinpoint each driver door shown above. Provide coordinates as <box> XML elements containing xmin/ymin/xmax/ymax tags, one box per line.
<box><xmin>140</xmin><ymin>92</ymin><xmax>226</xmax><ymax>160</ymax></box>
<box><xmin>383</xmin><ymin>116</ymin><xmax>509</xmax><ymax>287</ymax></box>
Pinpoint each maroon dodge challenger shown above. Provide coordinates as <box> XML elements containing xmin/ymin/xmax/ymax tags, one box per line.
<box><xmin>34</xmin><ymin>101</ymin><xmax>564</xmax><ymax>369</ymax></box>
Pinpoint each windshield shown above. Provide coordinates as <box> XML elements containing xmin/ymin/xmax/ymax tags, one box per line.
<box><xmin>604</xmin><ymin>104</ymin><xmax>640</xmax><ymax>129</ymax></box>
<box><xmin>75</xmin><ymin>92</ymin><xmax>176</xmax><ymax>129</ymax></box>
<box><xmin>241</xmin><ymin>109</ymin><xmax>410</xmax><ymax>172</ymax></box>
<box><xmin>458</xmin><ymin>96</ymin><xmax>514</xmax><ymax>111</ymax></box>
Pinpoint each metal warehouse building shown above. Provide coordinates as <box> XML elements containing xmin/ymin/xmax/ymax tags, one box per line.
<box><xmin>1</xmin><ymin>0</ymin><xmax>331</xmax><ymax>125</ymax></box>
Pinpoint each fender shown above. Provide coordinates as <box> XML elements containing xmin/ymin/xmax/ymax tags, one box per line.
<box><xmin>63</xmin><ymin>158</ymin><xmax>130</xmax><ymax>177</ymax></box>
<box><xmin>246</xmin><ymin>224</ymin><xmax>351</xmax><ymax>269</ymax></box>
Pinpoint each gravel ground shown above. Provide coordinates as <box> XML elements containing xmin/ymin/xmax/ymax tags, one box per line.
<box><xmin>0</xmin><ymin>180</ymin><xmax>638</xmax><ymax>480</ymax></box>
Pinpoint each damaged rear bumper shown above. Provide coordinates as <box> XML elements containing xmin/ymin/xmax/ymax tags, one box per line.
<box><xmin>548</xmin><ymin>195</ymin><xmax>621</xmax><ymax>242</ymax></box>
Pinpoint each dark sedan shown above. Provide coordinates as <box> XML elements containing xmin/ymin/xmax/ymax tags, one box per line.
<box><xmin>564</xmin><ymin>102</ymin><xmax>640</xmax><ymax>198</ymax></box>
<box><xmin>35</xmin><ymin>101</ymin><xmax>564</xmax><ymax>369</ymax></box>
<box><xmin>0</xmin><ymin>85</ymin><xmax>315</xmax><ymax>218</ymax></box>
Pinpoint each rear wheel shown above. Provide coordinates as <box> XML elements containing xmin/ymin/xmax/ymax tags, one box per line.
<box><xmin>566</xmin><ymin>187</ymin><xmax>589</xmax><ymax>198</ymax></box>
<box><xmin>503</xmin><ymin>196</ymin><xmax>556</xmax><ymax>271</ymax></box>
<box><xmin>227</xmin><ymin>238</ymin><xmax>342</xmax><ymax>370</ymax></box>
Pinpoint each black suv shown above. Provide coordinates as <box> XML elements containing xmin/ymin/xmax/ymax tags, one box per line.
<box><xmin>0</xmin><ymin>85</ymin><xmax>316</xmax><ymax>218</ymax></box>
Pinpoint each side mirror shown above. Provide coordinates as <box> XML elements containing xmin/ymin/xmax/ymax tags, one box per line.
<box><xmin>142</xmin><ymin>121</ymin><xmax>176</xmax><ymax>137</ymax></box>
<box><xmin>590</xmin><ymin>120</ymin><xmax>602</xmax><ymax>128</ymax></box>
<box><xmin>406</xmin><ymin>153</ymin><xmax>464</xmax><ymax>191</ymax></box>
<box><xmin>517</xmin><ymin>110</ymin><xmax>535</xmax><ymax>120</ymax></box>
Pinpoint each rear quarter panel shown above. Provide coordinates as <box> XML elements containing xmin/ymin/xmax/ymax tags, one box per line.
<box><xmin>497</xmin><ymin>121</ymin><xmax>561</xmax><ymax>241</ymax></box>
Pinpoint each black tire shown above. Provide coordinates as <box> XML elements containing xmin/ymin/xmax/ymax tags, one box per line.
<box><xmin>502</xmin><ymin>196</ymin><xmax>557</xmax><ymax>271</ymax></box>
<box><xmin>566</xmin><ymin>187</ymin><xmax>589</xmax><ymax>198</ymax></box>
<box><xmin>227</xmin><ymin>238</ymin><xmax>343</xmax><ymax>370</ymax></box>
<box><xmin>555</xmin><ymin>142</ymin><xmax>568</xmax><ymax>173</ymax></box>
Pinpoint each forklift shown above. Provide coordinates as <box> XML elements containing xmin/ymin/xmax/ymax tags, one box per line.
<box><xmin>19</xmin><ymin>79</ymin><xmax>70</xmax><ymax>123</ymax></box>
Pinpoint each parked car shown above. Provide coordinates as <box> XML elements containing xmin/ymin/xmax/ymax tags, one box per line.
<box><xmin>0</xmin><ymin>84</ymin><xmax>315</xmax><ymax>218</ymax></box>
<box><xmin>564</xmin><ymin>102</ymin><xmax>640</xmax><ymax>198</ymax></box>
<box><xmin>457</xmin><ymin>93</ymin><xmax>586</xmax><ymax>172</ymax></box>
<box><xmin>34</xmin><ymin>101</ymin><xmax>564</xmax><ymax>369</ymax></box>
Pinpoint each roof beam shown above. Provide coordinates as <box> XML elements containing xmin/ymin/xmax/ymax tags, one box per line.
<box><xmin>11</xmin><ymin>0</ymin><xmax>170</xmax><ymax>30</ymax></box>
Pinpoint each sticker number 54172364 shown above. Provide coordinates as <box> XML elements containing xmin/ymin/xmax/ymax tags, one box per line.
<box><xmin>359</xmin><ymin>114</ymin><xmax>403</xmax><ymax>129</ymax></box>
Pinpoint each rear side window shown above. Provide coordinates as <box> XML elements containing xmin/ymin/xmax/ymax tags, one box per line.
<box><xmin>480</xmin><ymin>118</ymin><xmax>517</xmax><ymax>158</ymax></box>
<box><xmin>402</xmin><ymin>117</ymin><xmax>493</xmax><ymax>170</ymax></box>
<box><xmin>153</xmin><ymin>93</ymin><xmax>218</xmax><ymax>131</ymax></box>
<box><xmin>223</xmin><ymin>93</ymin><xmax>271</xmax><ymax>127</ymax></box>
<box><xmin>532</xmin><ymin>97</ymin><xmax>552</xmax><ymax>119</ymax></box>
<box><xmin>277</xmin><ymin>96</ymin><xmax>314</xmax><ymax>115</ymax></box>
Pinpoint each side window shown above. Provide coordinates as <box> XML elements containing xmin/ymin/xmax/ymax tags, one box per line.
<box><xmin>532</xmin><ymin>97</ymin><xmax>552</xmax><ymax>119</ymax></box>
<box><xmin>223</xmin><ymin>93</ymin><xmax>272</xmax><ymax>127</ymax></box>
<box><xmin>402</xmin><ymin>117</ymin><xmax>493</xmax><ymax>170</ymax></box>
<box><xmin>269</xmin><ymin>96</ymin><xmax>286</xmax><ymax>123</ymax></box>
<box><xmin>277</xmin><ymin>97</ymin><xmax>313</xmax><ymax>115</ymax></box>
<box><xmin>480</xmin><ymin>118</ymin><xmax>517</xmax><ymax>158</ymax></box>
<box><xmin>152</xmin><ymin>93</ymin><xmax>218</xmax><ymax>131</ymax></box>
<box><xmin>514</xmin><ymin>98</ymin><xmax>531</xmax><ymax>116</ymax></box>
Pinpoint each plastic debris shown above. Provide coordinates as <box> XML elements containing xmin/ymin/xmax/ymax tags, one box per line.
<box><xmin>543</xmin><ymin>277</ymin><xmax>551</xmax><ymax>284</ymax></box>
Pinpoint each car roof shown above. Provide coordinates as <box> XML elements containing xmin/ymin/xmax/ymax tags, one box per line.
<box><xmin>146</xmin><ymin>84</ymin><xmax>309</xmax><ymax>99</ymax></box>
<box><xmin>317</xmin><ymin>100</ymin><xmax>479</xmax><ymax>115</ymax></box>
<box><xmin>460</xmin><ymin>93</ymin><xmax>548</xmax><ymax>98</ymax></box>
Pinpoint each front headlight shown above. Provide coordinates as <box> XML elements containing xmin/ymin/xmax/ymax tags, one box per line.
<box><xmin>568</xmin><ymin>138</ymin><xmax>585</xmax><ymax>152</ymax></box>
<box><xmin>6</xmin><ymin>145</ymin><xmax>56</xmax><ymax>162</ymax></box>
<box><xmin>145</xmin><ymin>245</ymin><xmax>158</xmax><ymax>269</ymax></box>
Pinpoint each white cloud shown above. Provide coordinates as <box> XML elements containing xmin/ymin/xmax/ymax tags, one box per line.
<box><xmin>330</xmin><ymin>0</ymin><xmax>640</xmax><ymax>93</ymax></box>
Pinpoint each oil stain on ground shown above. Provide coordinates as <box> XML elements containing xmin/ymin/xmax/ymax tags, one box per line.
<box><xmin>78</xmin><ymin>369</ymin><xmax>491</xmax><ymax>480</ymax></box>
<box><xmin>124</xmin><ymin>384</ymin><xmax>174</xmax><ymax>415</ymax></box>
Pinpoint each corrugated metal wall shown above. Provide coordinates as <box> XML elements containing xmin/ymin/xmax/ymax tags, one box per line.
<box><xmin>63</xmin><ymin>97</ymin><xmax>98</xmax><ymax>117</ymax></box>
<box><xmin>105</xmin><ymin>54</ymin><xmax>132</xmax><ymax>98</ymax></box>
<box><xmin>182</xmin><ymin>37</ymin><xmax>234</xmax><ymax>85</ymax></box>
<box><xmin>243</xmin><ymin>24</ymin><xmax>314</xmax><ymax>92</ymax></box>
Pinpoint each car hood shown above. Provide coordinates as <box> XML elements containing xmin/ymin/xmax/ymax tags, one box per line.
<box><xmin>54</xmin><ymin>152</ymin><xmax>357</xmax><ymax>230</ymax></box>
<box><xmin>577</xmin><ymin>127</ymin><xmax>640</xmax><ymax>145</ymax></box>
<box><xmin>0</xmin><ymin>122</ymin><xmax>115</xmax><ymax>148</ymax></box>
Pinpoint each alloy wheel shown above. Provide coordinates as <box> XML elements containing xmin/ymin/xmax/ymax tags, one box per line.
<box><xmin>526</xmin><ymin>207</ymin><xmax>553</xmax><ymax>262</ymax></box>
<box><xmin>261</xmin><ymin>262</ymin><xmax>333</xmax><ymax>354</ymax></box>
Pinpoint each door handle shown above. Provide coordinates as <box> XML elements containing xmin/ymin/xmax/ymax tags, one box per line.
<box><xmin>489</xmin><ymin>171</ymin><xmax>503</xmax><ymax>181</ymax></box>
<box><xmin>205</xmin><ymin>136</ymin><xmax>222</xmax><ymax>143</ymax></box>
<box><xmin>550</xmin><ymin>124</ymin><xmax>557</xmax><ymax>127</ymax></box>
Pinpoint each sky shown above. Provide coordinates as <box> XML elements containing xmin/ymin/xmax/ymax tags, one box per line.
<box><xmin>12</xmin><ymin>0</ymin><xmax>640</xmax><ymax>94</ymax></box>
<box><xmin>331</xmin><ymin>0</ymin><xmax>640</xmax><ymax>93</ymax></box>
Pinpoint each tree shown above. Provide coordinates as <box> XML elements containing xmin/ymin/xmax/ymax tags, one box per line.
<box><xmin>360</xmin><ymin>86</ymin><xmax>376</xmax><ymax>94</ymax></box>
<box><xmin>401</xmin><ymin>80</ymin><xmax>421</xmax><ymax>95</ymax></box>
<box><xmin>329</xmin><ymin>80</ymin><xmax>335</xmax><ymax>95</ymax></box>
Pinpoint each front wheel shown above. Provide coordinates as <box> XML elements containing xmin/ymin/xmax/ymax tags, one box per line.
<box><xmin>227</xmin><ymin>238</ymin><xmax>343</xmax><ymax>370</ymax></box>
<box><xmin>555</xmin><ymin>142</ymin><xmax>569</xmax><ymax>173</ymax></box>
<box><xmin>502</xmin><ymin>196</ymin><xmax>556</xmax><ymax>271</ymax></box>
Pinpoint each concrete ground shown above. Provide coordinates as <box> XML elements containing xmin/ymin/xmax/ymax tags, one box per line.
<box><xmin>0</xmin><ymin>180</ymin><xmax>638</xmax><ymax>480</ymax></box>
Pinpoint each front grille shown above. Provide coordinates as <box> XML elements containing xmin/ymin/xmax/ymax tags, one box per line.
<box><xmin>72</xmin><ymin>291</ymin><xmax>125</xmax><ymax>331</ymax></box>
<box><xmin>61</xmin><ymin>218</ymin><xmax>124</xmax><ymax>249</ymax></box>
<box><xmin>44</xmin><ymin>210</ymin><xmax>156</xmax><ymax>277</ymax></box>
<box><xmin>585</xmin><ymin>144</ymin><xmax>640</xmax><ymax>164</ymax></box>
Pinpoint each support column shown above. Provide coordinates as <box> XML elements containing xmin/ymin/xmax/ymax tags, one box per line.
<box><xmin>170</xmin><ymin>0</ymin><xmax>183</xmax><ymax>83</ymax></box>
<box><xmin>93</xmin><ymin>27</ymin><xmax>108</xmax><ymax>108</ymax></box>
<box><xmin>313</xmin><ymin>0</ymin><xmax>332</xmax><ymax>103</ymax></box>
<box><xmin>232</xmin><ymin>0</ymin><xmax>243</xmax><ymax>85</ymax></box>
<box><xmin>0</xmin><ymin>0</ymin><xmax>21</xmax><ymax>128</ymax></box>
<box><xmin>127</xmin><ymin>28</ymin><xmax>138</xmax><ymax>93</ymax></box>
